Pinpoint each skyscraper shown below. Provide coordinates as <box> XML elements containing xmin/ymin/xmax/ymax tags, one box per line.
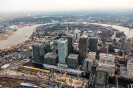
<box><xmin>120</xmin><ymin>37</ymin><xmax>126</xmax><ymax>56</ymax></box>
<box><xmin>79</xmin><ymin>34</ymin><xmax>88</xmax><ymax>64</ymax></box>
<box><xmin>74</xmin><ymin>29</ymin><xmax>80</xmax><ymax>42</ymax></box>
<box><xmin>62</xmin><ymin>34</ymin><xmax>74</xmax><ymax>55</ymax></box>
<box><xmin>125</xmin><ymin>41</ymin><xmax>133</xmax><ymax>53</ymax></box>
<box><xmin>120</xmin><ymin>37</ymin><xmax>126</xmax><ymax>52</ymax></box>
<box><xmin>89</xmin><ymin>37</ymin><xmax>98</xmax><ymax>52</ymax></box>
<box><xmin>58</xmin><ymin>38</ymin><xmax>68</xmax><ymax>67</ymax></box>
<box><xmin>32</xmin><ymin>43</ymin><xmax>45</xmax><ymax>64</ymax></box>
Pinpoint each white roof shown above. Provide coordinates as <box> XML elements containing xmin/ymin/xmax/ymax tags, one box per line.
<box><xmin>43</xmin><ymin>64</ymin><xmax>83</xmax><ymax>75</ymax></box>
<box><xmin>1</xmin><ymin>64</ymin><xmax>10</xmax><ymax>69</ymax></box>
<box><xmin>81</xmin><ymin>34</ymin><xmax>87</xmax><ymax>38</ymax></box>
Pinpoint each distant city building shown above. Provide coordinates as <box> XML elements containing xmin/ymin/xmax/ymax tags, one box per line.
<box><xmin>79</xmin><ymin>34</ymin><xmax>88</xmax><ymax>64</ymax></box>
<box><xmin>74</xmin><ymin>29</ymin><xmax>80</xmax><ymax>42</ymax></box>
<box><xmin>120</xmin><ymin>37</ymin><xmax>133</xmax><ymax>55</ymax></box>
<box><xmin>67</xmin><ymin>54</ymin><xmax>78</xmax><ymax>69</ymax></box>
<box><xmin>65</xmin><ymin>26</ymin><xmax>69</xmax><ymax>34</ymax></box>
<box><xmin>44</xmin><ymin>41</ymin><xmax>54</xmax><ymax>53</ymax></box>
<box><xmin>58</xmin><ymin>38</ymin><xmax>68</xmax><ymax>67</ymax></box>
<box><xmin>0</xmin><ymin>26</ymin><xmax>2</xmax><ymax>33</ymax></box>
<box><xmin>111</xmin><ymin>31</ymin><xmax>117</xmax><ymax>40</ymax></box>
<box><xmin>52</xmin><ymin>40</ymin><xmax>58</xmax><ymax>53</ymax></box>
<box><xmin>32</xmin><ymin>43</ymin><xmax>45</xmax><ymax>64</ymax></box>
<box><xmin>89</xmin><ymin>37</ymin><xmax>98</xmax><ymax>52</ymax></box>
<box><xmin>120</xmin><ymin>37</ymin><xmax>126</xmax><ymax>52</ymax></box>
<box><xmin>73</xmin><ymin>43</ymin><xmax>79</xmax><ymax>54</ymax></box>
<box><xmin>125</xmin><ymin>41</ymin><xmax>133</xmax><ymax>53</ymax></box>
<box><xmin>0</xmin><ymin>26</ymin><xmax>4</xmax><ymax>33</ymax></box>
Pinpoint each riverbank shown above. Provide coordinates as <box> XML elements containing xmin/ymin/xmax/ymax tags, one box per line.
<box><xmin>0</xmin><ymin>24</ymin><xmax>41</xmax><ymax>50</ymax></box>
<box><xmin>0</xmin><ymin>22</ymin><xmax>133</xmax><ymax>50</ymax></box>
<box><xmin>63</xmin><ymin>22</ymin><xmax>133</xmax><ymax>38</ymax></box>
<box><xmin>90</xmin><ymin>23</ymin><xmax>133</xmax><ymax>38</ymax></box>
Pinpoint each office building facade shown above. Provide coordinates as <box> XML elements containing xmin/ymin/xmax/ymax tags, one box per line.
<box><xmin>58</xmin><ymin>38</ymin><xmax>68</xmax><ymax>67</ymax></box>
<box><xmin>32</xmin><ymin>43</ymin><xmax>45</xmax><ymax>64</ymax></box>
<box><xmin>79</xmin><ymin>34</ymin><xmax>88</xmax><ymax>64</ymax></box>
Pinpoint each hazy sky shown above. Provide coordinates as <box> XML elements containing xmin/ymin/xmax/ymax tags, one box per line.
<box><xmin>0</xmin><ymin>0</ymin><xmax>133</xmax><ymax>12</ymax></box>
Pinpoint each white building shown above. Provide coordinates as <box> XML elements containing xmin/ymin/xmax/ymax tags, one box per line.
<box><xmin>74</xmin><ymin>29</ymin><xmax>80</xmax><ymax>42</ymax></box>
<box><xmin>88</xmin><ymin>52</ymin><xmax>96</xmax><ymax>60</ymax></box>
<box><xmin>99</xmin><ymin>53</ymin><xmax>115</xmax><ymax>64</ymax></box>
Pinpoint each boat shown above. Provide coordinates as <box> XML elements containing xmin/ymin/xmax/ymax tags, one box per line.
<box><xmin>19</xmin><ymin>82</ymin><xmax>38</xmax><ymax>88</ymax></box>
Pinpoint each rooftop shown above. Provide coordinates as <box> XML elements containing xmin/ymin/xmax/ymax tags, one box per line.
<box><xmin>81</xmin><ymin>34</ymin><xmax>87</xmax><ymax>38</ymax></box>
<box><xmin>58</xmin><ymin>38</ymin><xmax>68</xmax><ymax>43</ymax></box>
<box><xmin>67</xmin><ymin>54</ymin><xmax>78</xmax><ymax>59</ymax></box>
<box><xmin>44</xmin><ymin>52</ymin><xmax>57</xmax><ymax>59</ymax></box>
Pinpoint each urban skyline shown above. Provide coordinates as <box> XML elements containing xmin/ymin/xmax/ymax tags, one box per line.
<box><xmin>0</xmin><ymin>0</ymin><xmax>133</xmax><ymax>88</ymax></box>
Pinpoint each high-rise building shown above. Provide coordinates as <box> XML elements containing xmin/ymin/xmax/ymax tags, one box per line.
<box><xmin>58</xmin><ymin>38</ymin><xmax>68</xmax><ymax>67</ymax></box>
<box><xmin>52</xmin><ymin>40</ymin><xmax>58</xmax><ymax>53</ymax></box>
<box><xmin>44</xmin><ymin>41</ymin><xmax>54</xmax><ymax>53</ymax></box>
<box><xmin>66</xmin><ymin>26</ymin><xmax>69</xmax><ymax>34</ymax></box>
<box><xmin>32</xmin><ymin>43</ymin><xmax>45</xmax><ymax>64</ymax></box>
<box><xmin>89</xmin><ymin>37</ymin><xmax>98</xmax><ymax>52</ymax></box>
<box><xmin>120</xmin><ymin>37</ymin><xmax>133</xmax><ymax>55</ymax></box>
<box><xmin>120</xmin><ymin>37</ymin><xmax>126</xmax><ymax>52</ymax></box>
<box><xmin>125</xmin><ymin>41</ymin><xmax>133</xmax><ymax>53</ymax></box>
<box><xmin>62</xmin><ymin>34</ymin><xmax>74</xmax><ymax>55</ymax></box>
<box><xmin>0</xmin><ymin>26</ymin><xmax>5</xmax><ymax>33</ymax></box>
<box><xmin>0</xmin><ymin>26</ymin><xmax>2</xmax><ymax>33</ymax></box>
<box><xmin>74</xmin><ymin>29</ymin><xmax>80</xmax><ymax>42</ymax></box>
<box><xmin>79</xmin><ymin>34</ymin><xmax>88</xmax><ymax>64</ymax></box>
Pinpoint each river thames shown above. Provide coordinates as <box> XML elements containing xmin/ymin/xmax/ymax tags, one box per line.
<box><xmin>91</xmin><ymin>23</ymin><xmax>133</xmax><ymax>38</ymax></box>
<box><xmin>0</xmin><ymin>22</ymin><xmax>133</xmax><ymax>50</ymax></box>
<box><xmin>0</xmin><ymin>24</ymin><xmax>41</xmax><ymax>49</ymax></box>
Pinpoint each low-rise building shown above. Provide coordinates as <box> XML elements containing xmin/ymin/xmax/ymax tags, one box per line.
<box><xmin>88</xmin><ymin>52</ymin><xmax>96</xmax><ymax>60</ymax></box>
<box><xmin>44</xmin><ymin>52</ymin><xmax>58</xmax><ymax>65</ymax></box>
<box><xmin>83</xmin><ymin>58</ymin><xmax>93</xmax><ymax>73</ymax></box>
<box><xmin>127</xmin><ymin>59</ymin><xmax>133</xmax><ymax>78</ymax></box>
<box><xmin>67</xmin><ymin>54</ymin><xmax>78</xmax><ymax>69</ymax></box>
<box><xmin>99</xmin><ymin>53</ymin><xmax>115</xmax><ymax>64</ymax></box>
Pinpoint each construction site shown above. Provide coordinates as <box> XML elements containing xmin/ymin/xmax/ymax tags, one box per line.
<box><xmin>0</xmin><ymin>55</ymin><xmax>89</xmax><ymax>88</ymax></box>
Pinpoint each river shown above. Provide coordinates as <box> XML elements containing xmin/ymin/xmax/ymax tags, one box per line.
<box><xmin>0</xmin><ymin>24</ymin><xmax>42</xmax><ymax>50</ymax></box>
<box><xmin>64</xmin><ymin>22</ymin><xmax>133</xmax><ymax>38</ymax></box>
<box><xmin>90</xmin><ymin>23</ymin><xmax>133</xmax><ymax>38</ymax></box>
<box><xmin>0</xmin><ymin>22</ymin><xmax>133</xmax><ymax>50</ymax></box>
